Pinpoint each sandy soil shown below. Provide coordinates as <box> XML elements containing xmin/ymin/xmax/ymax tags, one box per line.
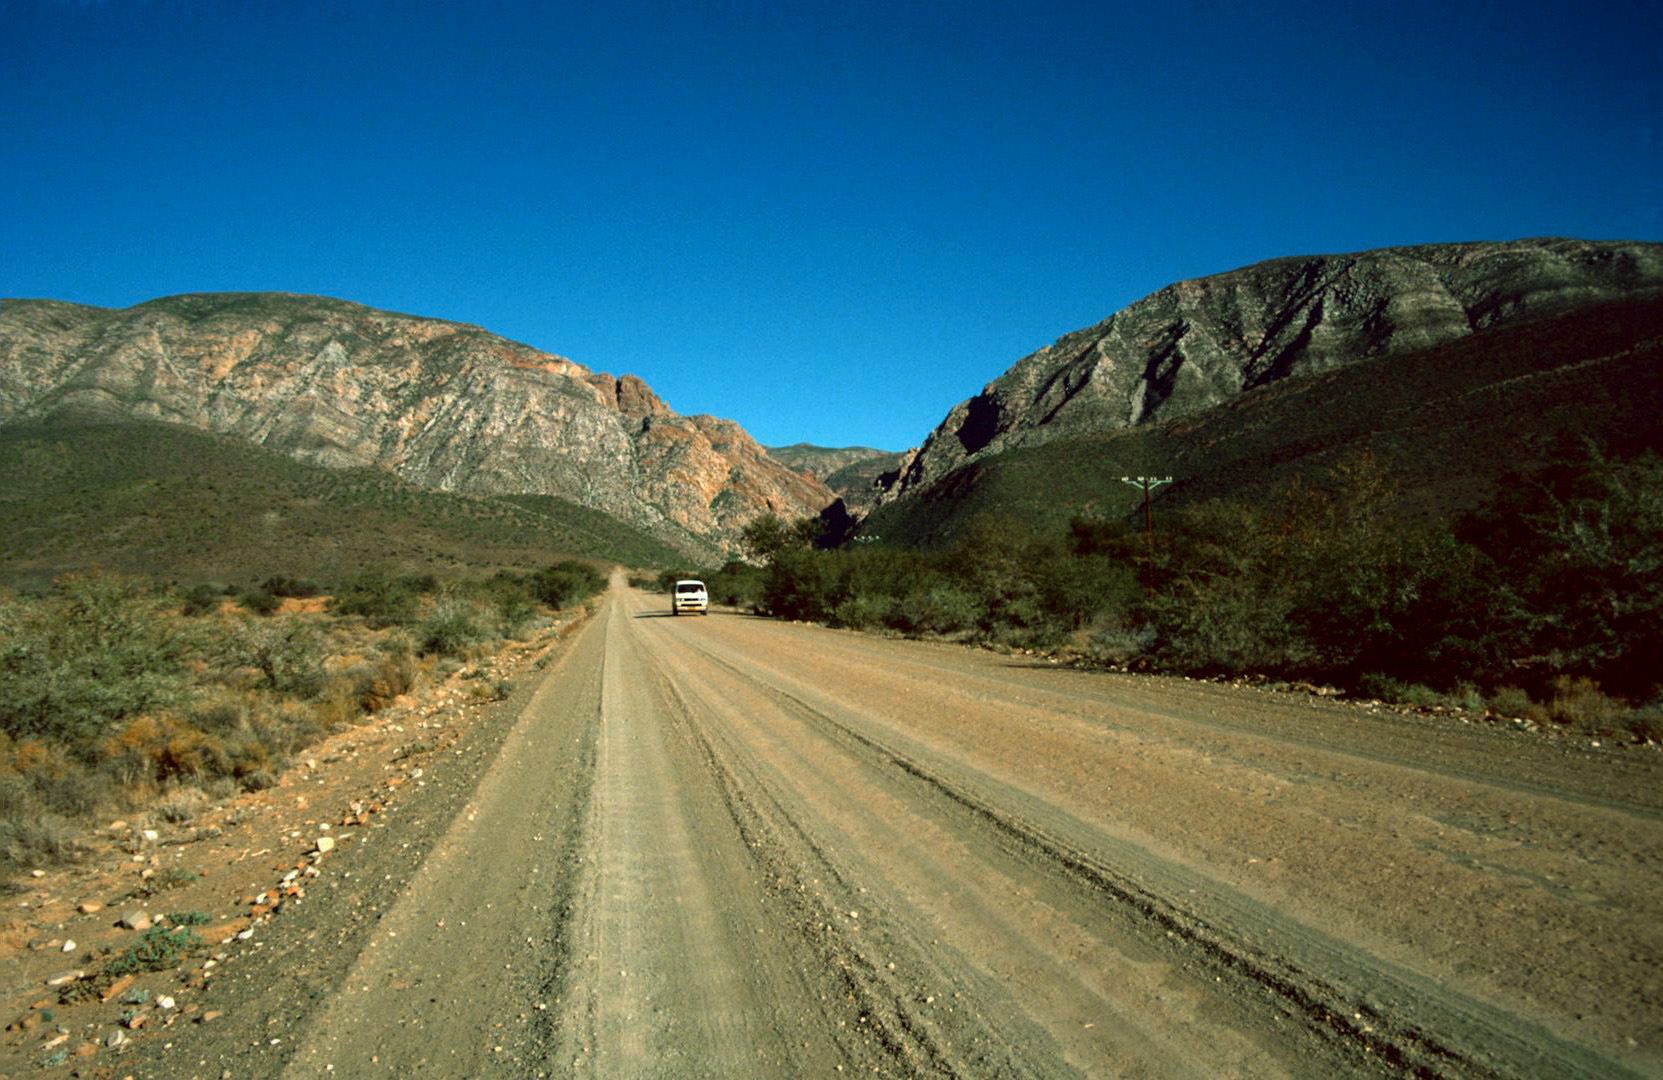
<box><xmin>6</xmin><ymin>577</ymin><xmax>1659</xmax><ymax>1078</ymax></box>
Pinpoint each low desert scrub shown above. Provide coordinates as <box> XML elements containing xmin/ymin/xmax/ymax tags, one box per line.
<box><xmin>1488</xmin><ymin>686</ymin><xmax>1550</xmax><ymax>723</ymax></box>
<box><xmin>153</xmin><ymin>786</ymin><xmax>209</xmax><ymax>824</ymax></box>
<box><xmin>0</xmin><ymin>563</ymin><xmax>593</xmax><ymax>878</ymax></box>
<box><xmin>0</xmin><ymin>772</ymin><xmax>81</xmax><ymax>869</ymax></box>
<box><xmin>417</xmin><ymin>600</ymin><xmax>487</xmax><ymax>658</ymax></box>
<box><xmin>105</xmin><ymin>924</ymin><xmax>202</xmax><ymax>976</ymax></box>
<box><xmin>1545</xmin><ymin>677</ymin><xmax>1631</xmax><ymax>732</ymax></box>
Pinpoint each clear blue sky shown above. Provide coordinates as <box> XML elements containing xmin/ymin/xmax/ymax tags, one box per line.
<box><xmin>4</xmin><ymin>0</ymin><xmax>1658</xmax><ymax>451</ymax></box>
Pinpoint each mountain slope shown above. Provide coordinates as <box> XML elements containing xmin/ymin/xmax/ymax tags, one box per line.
<box><xmin>767</xmin><ymin>443</ymin><xmax>907</xmax><ymax>514</ymax></box>
<box><xmin>0</xmin><ymin>293</ymin><xmax>833</xmax><ymax>559</ymax></box>
<box><xmin>0</xmin><ymin>419</ymin><xmax>690</xmax><ymax>589</ymax></box>
<box><xmin>878</xmin><ymin>238</ymin><xmax>1663</xmax><ymax>508</ymax></box>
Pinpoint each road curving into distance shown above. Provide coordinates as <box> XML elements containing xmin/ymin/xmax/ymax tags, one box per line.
<box><xmin>142</xmin><ymin>574</ymin><xmax>1663</xmax><ymax>1077</ymax></box>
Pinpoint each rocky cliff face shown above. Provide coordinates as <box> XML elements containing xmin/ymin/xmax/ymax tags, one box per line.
<box><xmin>766</xmin><ymin>444</ymin><xmax>906</xmax><ymax>514</ymax></box>
<box><xmin>0</xmin><ymin>293</ymin><xmax>832</xmax><ymax>559</ymax></box>
<box><xmin>879</xmin><ymin>238</ymin><xmax>1663</xmax><ymax>503</ymax></box>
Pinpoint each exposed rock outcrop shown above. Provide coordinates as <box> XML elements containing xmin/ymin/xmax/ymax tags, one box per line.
<box><xmin>879</xmin><ymin>238</ymin><xmax>1663</xmax><ymax>504</ymax></box>
<box><xmin>766</xmin><ymin>444</ymin><xmax>907</xmax><ymax>515</ymax></box>
<box><xmin>0</xmin><ymin>292</ymin><xmax>832</xmax><ymax>559</ymax></box>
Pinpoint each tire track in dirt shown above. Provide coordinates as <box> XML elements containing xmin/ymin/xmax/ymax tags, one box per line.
<box><xmin>109</xmin><ymin>580</ymin><xmax>1659</xmax><ymax>1077</ymax></box>
<box><xmin>633</xmin><ymin>592</ymin><xmax>1657</xmax><ymax>1077</ymax></box>
<box><xmin>544</xmin><ymin>596</ymin><xmax>866</xmax><ymax>1078</ymax></box>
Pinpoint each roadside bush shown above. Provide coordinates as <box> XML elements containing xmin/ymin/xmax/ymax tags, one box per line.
<box><xmin>0</xmin><ymin>808</ymin><xmax>78</xmax><ymax>870</ymax></box>
<box><xmin>240</xmin><ymin>588</ymin><xmax>281</xmax><ymax>616</ymax></box>
<box><xmin>224</xmin><ymin>620</ymin><xmax>326</xmax><ymax>699</ymax></box>
<box><xmin>894</xmin><ymin>579</ymin><xmax>983</xmax><ymax>636</ymax></box>
<box><xmin>329</xmin><ymin>570</ymin><xmax>420</xmax><ymax>627</ymax></box>
<box><xmin>106</xmin><ymin>924</ymin><xmax>201</xmax><ymax>975</ymax></box>
<box><xmin>0</xmin><ymin>768</ymin><xmax>84</xmax><ymax>871</ymax></box>
<box><xmin>1624</xmin><ymin>702</ymin><xmax>1663</xmax><ymax>743</ymax></box>
<box><xmin>27</xmin><ymin>750</ymin><xmax>103</xmax><ymax>817</ymax></box>
<box><xmin>494</xmin><ymin>591</ymin><xmax>538</xmax><ymax>638</ymax></box>
<box><xmin>0</xmin><ymin>573</ymin><xmax>189</xmax><ymax>742</ymax></box>
<box><xmin>418</xmin><ymin>600</ymin><xmax>485</xmax><ymax>658</ymax></box>
<box><xmin>1088</xmin><ymin>618</ymin><xmax>1156</xmax><ymax>664</ymax></box>
<box><xmin>759</xmin><ymin>549</ymin><xmax>835</xmax><ymax>621</ymax></box>
<box><xmin>154</xmin><ymin>786</ymin><xmax>209</xmax><ymax>823</ymax></box>
<box><xmin>705</xmin><ymin>561</ymin><xmax>764</xmax><ymax>608</ymax></box>
<box><xmin>1355</xmin><ymin>674</ymin><xmax>1446</xmax><ymax>708</ymax></box>
<box><xmin>103</xmin><ymin>715</ymin><xmax>226</xmax><ymax>787</ymax></box>
<box><xmin>181</xmin><ymin>584</ymin><xmax>221</xmax><ymax>617</ymax></box>
<box><xmin>531</xmin><ymin>561</ymin><xmax>607</xmax><ymax>609</ymax></box>
<box><xmin>831</xmin><ymin>592</ymin><xmax>896</xmax><ymax>630</ymax></box>
<box><xmin>344</xmin><ymin>652</ymin><xmax>421</xmax><ymax>713</ymax></box>
<box><xmin>1545</xmin><ymin>676</ymin><xmax>1629</xmax><ymax>731</ymax></box>
<box><xmin>1462</xmin><ymin>443</ymin><xmax>1663</xmax><ymax>699</ymax></box>
<box><xmin>259</xmin><ymin>575</ymin><xmax>319</xmax><ymax>598</ymax></box>
<box><xmin>654</xmin><ymin>568</ymin><xmax>691</xmax><ymax>593</ymax></box>
<box><xmin>1139</xmin><ymin>501</ymin><xmax>1308</xmax><ymax>674</ymax></box>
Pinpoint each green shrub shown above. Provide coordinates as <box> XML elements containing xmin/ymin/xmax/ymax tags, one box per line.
<box><xmin>28</xmin><ymin>758</ymin><xmax>102</xmax><ymax>817</ymax></box>
<box><xmin>1088</xmin><ymin>619</ymin><xmax>1156</xmax><ymax>664</ymax></box>
<box><xmin>759</xmin><ymin>549</ymin><xmax>835</xmax><ymax>621</ymax></box>
<box><xmin>106</xmin><ymin>925</ymin><xmax>201</xmax><ymax>975</ymax></box>
<box><xmin>0</xmin><ymin>573</ymin><xmax>189</xmax><ymax>742</ymax></box>
<box><xmin>1462</xmin><ymin>444</ymin><xmax>1663</xmax><ymax>699</ymax></box>
<box><xmin>259</xmin><ymin>575</ymin><xmax>319</xmax><ymax>598</ymax></box>
<box><xmin>494</xmin><ymin>593</ymin><xmax>537</xmax><ymax>638</ymax></box>
<box><xmin>831</xmin><ymin>592</ymin><xmax>895</xmax><ymax>630</ymax></box>
<box><xmin>895</xmin><ymin>581</ymin><xmax>983</xmax><ymax>636</ymax></box>
<box><xmin>706</xmin><ymin>560</ymin><xmax>763</xmax><ymax>608</ymax></box>
<box><xmin>181</xmin><ymin>584</ymin><xmax>221</xmax><ymax>616</ymax></box>
<box><xmin>418</xmin><ymin>601</ymin><xmax>485</xmax><ymax>658</ymax></box>
<box><xmin>329</xmin><ymin>570</ymin><xmax>420</xmax><ymax>627</ymax></box>
<box><xmin>531</xmin><ymin>561</ymin><xmax>607</xmax><ymax>608</ymax></box>
<box><xmin>224</xmin><ymin>620</ymin><xmax>325</xmax><ymax>698</ymax></box>
<box><xmin>1356</xmin><ymin>674</ymin><xmax>1445</xmax><ymax>707</ymax></box>
<box><xmin>240</xmin><ymin>588</ymin><xmax>281</xmax><ymax>616</ymax></box>
<box><xmin>654</xmin><ymin>568</ymin><xmax>691</xmax><ymax>593</ymax></box>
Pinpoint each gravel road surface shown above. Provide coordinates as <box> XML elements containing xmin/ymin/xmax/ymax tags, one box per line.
<box><xmin>118</xmin><ymin>577</ymin><xmax>1662</xmax><ymax>1078</ymax></box>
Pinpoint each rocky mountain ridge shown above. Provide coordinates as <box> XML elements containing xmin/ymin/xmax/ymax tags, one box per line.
<box><xmin>878</xmin><ymin>238</ymin><xmax>1663</xmax><ymax>505</ymax></box>
<box><xmin>766</xmin><ymin>443</ymin><xmax>907</xmax><ymax>514</ymax></box>
<box><xmin>0</xmin><ymin>293</ymin><xmax>832</xmax><ymax>559</ymax></box>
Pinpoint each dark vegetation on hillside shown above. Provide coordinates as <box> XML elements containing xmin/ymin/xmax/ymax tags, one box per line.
<box><xmin>0</xmin><ymin>420</ymin><xmax>685</xmax><ymax>590</ymax></box>
<box><xmin>679</xmin><ymin>443</ymin><xmax>1662</xmax><ymax>740</ymax></box>
<box><xmin>861</xmin><ymin>298</ymin><xmax>1663</xmax><ymax>548</ymax></box>
<box><xmin>0</xmin><ymin>562</ymin><xmax>606</xmax><ymax>874</ymax></box>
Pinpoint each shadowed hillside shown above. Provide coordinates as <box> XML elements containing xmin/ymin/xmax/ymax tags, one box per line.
<box><xmin>0</xmin><ymin>419</ymin><xmax>688</xmax><ymax>590</ymax></box>
<box><xmin>861</xmin><ymin>295</ymin><xmax>1663</xmax><ymax>547</ymax></box>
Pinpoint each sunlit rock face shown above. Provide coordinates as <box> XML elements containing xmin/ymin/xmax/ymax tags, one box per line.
<box><xmin>879</xmin><ymin>239</ymin><xmax>1663</xmax><ymax>503</ymax></box>
<box><xmin>0</xmin><ymin>292</ymin><xmax>833</xmax><ymax>559</ymax></box>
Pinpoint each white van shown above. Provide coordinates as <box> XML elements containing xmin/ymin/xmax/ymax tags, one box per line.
<box><xmin>672</xmin><ymin>579</ymin><xmax>709</xmax><ymax>615</ymax></box>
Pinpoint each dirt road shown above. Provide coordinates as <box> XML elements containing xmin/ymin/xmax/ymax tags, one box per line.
<box><xmin>121</xmin><ymin>578</ymin><xmax>1662</xmax><ymax>1077</ymax></box>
